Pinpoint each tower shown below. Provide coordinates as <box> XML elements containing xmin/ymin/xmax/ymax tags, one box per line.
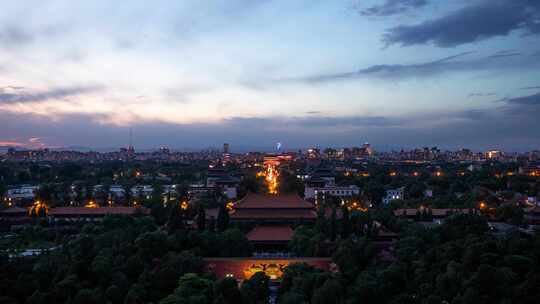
<box><xmin>127</xmin><ymin>127</ymin><xmax>135</xmax><ymax>157</ymax></box>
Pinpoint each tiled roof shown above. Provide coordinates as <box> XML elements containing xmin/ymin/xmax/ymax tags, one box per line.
<box><xmin>49</xmin><ymin>207</ymin><xmax>149</xmax><ymax>216</ymax></box>
<box><xmin>230</xmin><ymin>209</ymin><xmax>317</xmax><ymax>219</ymax></box>
<box><xmin>246</xmin><ymin>225</ymin><xmax>294</xmax><ymax>242</ymax></box>
<box><xmin>234</xmin><ymin>192</ymin><xmax>314</xmax><ymax>209</ymax></box>
<box><xmin>0</xmin><ymin>207</ymin><xmax>28</xmax><ymax>214</ymax></box>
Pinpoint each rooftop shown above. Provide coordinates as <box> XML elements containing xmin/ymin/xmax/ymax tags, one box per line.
<box><xmin>49</xmin><ymin>206</ymin><xmax>149</xmax><ymax>216</ymax></box>
<box><xmin>234</xmin><ymin>192</ymin><xmax>314</xmax><ymax>209</ymax></box>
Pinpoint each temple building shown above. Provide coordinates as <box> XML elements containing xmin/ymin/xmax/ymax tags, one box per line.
<box><xmin>229</xmin><ymin>192</ymin><xmax>317</xmax><ymax>224</ymax></box>
<box><xmin>200</xmin><ymin>192</ymin><xmax>318</xmax><ymax>251</ymax></box>
<box><xmin>204</xmin><ymin>257</ymin><xmax>334</xmax><ymax>281</ymax></box>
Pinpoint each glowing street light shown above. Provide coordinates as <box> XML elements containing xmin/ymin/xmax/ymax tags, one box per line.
<box><xmin>479</xmin><ymin>201</ymin><xmax>487</xmax><ymax>210</ymax></box>
<box><xmin>85</xmin><ymin>201</ymin><xmax>99</xmax><ymax>208</ymax></box>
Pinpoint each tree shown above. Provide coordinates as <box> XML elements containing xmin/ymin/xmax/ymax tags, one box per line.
<box><xmin>329</xmin><ymin>207</ymin><xmax>337</xmax><ymax>242</ymax></box>
<box><xmin>289</xmin><ymin>226</ymin><xmax>317</xmax><ymax>257</ymax></box>
<box><xmin>123</xmin><ymin>183</ymin><xmax>133</xmax><ymax>205</ymax></box>
<box><xmin>278</xmin><ymin>263</ymin><xmax>326</xmax><ymax>303</ymax></box>
<box><xmin>341</xmin><ymin>206</ymin><xmax>351</xmax><ymax>239</ymax></box>
<box><xmin>160</xmin><ymin>273</ymin><xmax>213</xmax><ymax>304</ymax></box>
<box><xmin>312</xmin><ymin>278</ymin><xmax>343</xmax><ymax>304</ymax></box>
<box><xmin>332</xmin><ymin>238</ymin><xmax>375</xmax><ymax>282</ymax></box>
<box><xmin>219</xmin><ymin>229</ymin><xmax>253</xmax><ymax>257</ymax></box>
<box><xmin>150</xmin><ymin>184</ymin><xmax>168</xmax><ymax>225</ymax></box>
<box><xmin>85</xmin><ymin>182</ymin><xmax>94</xmax><ymax>202</ymax></box>
<box><xmin>217</xmin><ymin>203</ymin><xmax>229</xmax><ymax>232</ymax></box>
<box><xmin>214</xmin><ymin>277</ymin><xmax>243</xmax><ymax>304</ymax></box>
<box><xmin>197</xmin><ymin>205</ymin><xmax>206</xmax><ymax>232</ymax></box>
<box><xmin>315</xmin><ymin>205</ymin><xmax>327</xmax><ymax>235</ymax></box>
<box><xmin>208</xmin><ymin>216</ymin><xmax>216</xmax><ymax>233</ymax></box>
<box><xmin>241</xmin><ymin>272</ymin><xmax>269</xmax><ymax>304</ymax></box>
<box><xmin>105</xmin><ymin>285</ymin><xmax>123</xmax><ymax>304</ymax></box>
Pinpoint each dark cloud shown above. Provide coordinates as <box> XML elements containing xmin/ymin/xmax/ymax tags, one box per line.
<box><xmin>222</xmin><ymin>115</ymin><xmax>402</xmax><ymax>129</ymax></box>
<box><xmin>1</xmin><ymin>92</ymin><xmax>539</xmax><ymax>151</ymax></box>
<box><xmin>360</xmin><ymin>0</ymin><xmax>428</xmax><ymax>16</ymax></box>
<box><xmin>468</xmin><ymin>92</ymin><xmax>496</xmax><ymax>98</ymax></box>
<box><xmin>501</xmin><ymin>92</ymin><xmax>540</xmax><ymax>106</ymax></box>
<box><xmin>305</xmin><ymin>111</ymin><xmax>321</xmax><ymax>115</ymax></box>
<box><xmin>0</xmin><ymin>85</ymin><xmax>103</xmax><ymax>104</ymax></box>
<box><xmin>384</xmin><ymin>0</ymin><xmax>540</xmax><ymax>47</ymax></box>
<box><xmin>298</xmin><ymin>50</ymin><xmax>539</xmax><ymax>83</ymax></box>
<box><xmin>487</xmin><ymin>50</ymin><xmax>522</xmax><ymax>58</ymax></box>
<box><xmin>0</xmin><ymin>26</ymin><xmax>34</xmax><ymax>46</ymax></box>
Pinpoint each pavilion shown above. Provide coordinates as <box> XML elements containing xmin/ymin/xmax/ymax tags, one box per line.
<box><xmin>229</xmin><ymin>192</ymin><xmax>316</xmax><ymax>250</ymax></box>
<box><xmin>229</xmin><ymin>192</ymin><xmax>317</xmax><ymax>224</ymax></box>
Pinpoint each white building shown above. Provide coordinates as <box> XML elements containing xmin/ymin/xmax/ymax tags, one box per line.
<box><xmin>382</xmin><ymin>187</ymin><xmax>405</xmax><ymax>205</ymax></box>
<box><xmin>304</xmin><ymin>185</ymin><xmax>360</xmax><ymax>200</ymax></box>
<box><xmin>6</xmin><ymin>185</ymin><xmax>39</xmax><ymax>200</ymax></box>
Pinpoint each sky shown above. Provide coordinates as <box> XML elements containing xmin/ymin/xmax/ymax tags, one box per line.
<box><xmin>1</xmin><ymin>0</ymin><xmax>540</xmax><ymax>152</ymax></box>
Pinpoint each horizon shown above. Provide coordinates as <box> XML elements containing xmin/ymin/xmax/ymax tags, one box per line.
<box><xmin>1</xmin><ymin>142</ymin><xmax>536</xmax><ymax>154</ymax></box>
<box><xmin>1</xmin><ymin>1</ymin><xmax>540</xmax><ymax>150</ymax></box>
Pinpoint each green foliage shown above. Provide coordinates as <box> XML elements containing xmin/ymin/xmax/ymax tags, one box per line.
<box><xmin>217</xmin><ymin>203</ymin><xmax>229</xmax><ymax>232</ymax></box>
<box><xmin>289</xmin><ymin>226</ymin><xmax>317</xmax><ymax>256</ymax></box>
<box><xmin>160</xmin><ymin>273</ymin><xmax>213</xmax><ymax>304</ymax></box>
<box><xmin>240</xmin><ymin>272</ymin><xmax>269</xmax><ymax>304</ymax></box>
<box><xmin>332</xmin><ymin>238</ymin><xmax>375</xmax><ymax>282</ymax></box>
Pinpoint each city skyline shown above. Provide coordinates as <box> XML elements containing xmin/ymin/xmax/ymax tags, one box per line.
<box><xmin>1</xmin><ymin>0</ymin><xmax>540</xmax><ymax>151</ymax></box>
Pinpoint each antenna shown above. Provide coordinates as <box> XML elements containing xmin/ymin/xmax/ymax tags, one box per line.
<box><xmin>129</xmin><ymin>127</ymin><xmax>133</xmax><ymax>148</ymax></box>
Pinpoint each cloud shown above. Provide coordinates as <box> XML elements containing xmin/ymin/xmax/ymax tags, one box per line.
<box><xmin>0</xmin><ymin>85</ymin><xmax>103</xmax><ymax>104</ymax></box>
<box><xmin>0</xmin><ymin>137</ymin><xmax>48</xmax><ymax>148</ymax></box>
<box><xmin>500</xmin><ymin>92</ymin><xmax>540</xmax><ymax>106</ymax></box>
<box><xmin>0</xmin><ymin>140</ymin><xmax>25</xmax><ymax>147</ymax></box>
<box><xmin>0</xmin><ymin>92</ymin><xmax>539</xmax><ymax>151</ymax></box>
<box><xmin>296</xmin><ymin>50</ymin><xmax>539</xmax><ymax>83</ymax></box>
<box><xmin>520</xmin><ymin>86</ymin><xmax>540</xmax><ymax>90</ymax></box>
<box><xmin>0</xmin><ymin>26</ymin><xmax>34</xmax><ymax>46</ymax></box>
<box><xmin>468</xmin><ymin>92</ymin><xmax>496</xmax><ymax>98</ymax></box>
<box><xmin>360</xmin><ymin>0</ymin><xmax>428</xmax><ymax>16</ymax></box>
<box><xmin>383</xmin><ymin>0</ymin><xmax>540</xmax><ymax>47</ymax></box>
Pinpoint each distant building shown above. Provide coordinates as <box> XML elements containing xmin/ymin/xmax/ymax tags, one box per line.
<box><xmin>6</xmin><ymin>185</ymin><xmax>39</xmax><ymax>201</ymax></box>
<box><xmin>485</xmin><ymin>150</ymin><xmax>502</xmax><ymax>160</ymax></box>
<box><xmin>382</xmin><ymin>187</ymin><xmax>404</xmax><ymax>205</ymax></box>
<box><xmin>305</xmin><ymin>168</ymin><xmax>335</xmax><ymax>187</ymax></box>
<box><xmin>304</xmin><ymin>185</ymin><xmax>360</xmax><ymax>200</ymax></box>
<box><xmin>206</xmin><ymin>168</ymin><xmax>239</xmax><ymax>199</ymax></box>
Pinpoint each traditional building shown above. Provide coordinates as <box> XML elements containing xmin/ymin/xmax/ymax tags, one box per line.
<box><xmin>229</xmin><ymin>192</ymin><xmax>316</xmax><ymax>224</ymax></box>
<box><xmin>204</xmin><ymin>257</ymin><xmax>334</xmax><ymax>281</ymax></box>
<box><xmin>48</xmin><ymin>206</ymin><xmax>149</xmax><ymax>223</ymax></box>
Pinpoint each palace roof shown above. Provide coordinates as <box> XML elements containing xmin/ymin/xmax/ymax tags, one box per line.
<box><xmin>234</xmin><ymin>192</ymin><xmax>314</xmax><ymax>209</ymax></box>
<box><xmin>49</xmin><ymin>206</ymin><xmax>149</xmax><ymax>216</ymax></box>
<box><xmin>230</xmin><ymin>209</ymin><xmax>317</xmax><ymax>220</ymax></box>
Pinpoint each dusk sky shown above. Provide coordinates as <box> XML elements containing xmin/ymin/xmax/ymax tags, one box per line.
<box><xmin>1</xmin><ymin>0</ymin><xmax>540</xmax><ymax>151</ymax></box>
